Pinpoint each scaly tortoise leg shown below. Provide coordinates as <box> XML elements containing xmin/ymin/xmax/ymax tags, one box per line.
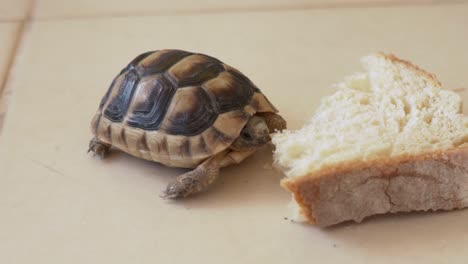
<box><xmin>88</xmin><ymin>137</ymin><xmax>111</xmax><ymax>158</ymax></box>
<box><xmin>161</xmin><ymin>151</ymin><xmax>229</xmax><ymax>199</ymax></box>
<box><xmin>161</xmin><ymin>149</ymin><xmax>256</xmax><ymax>199</ymax></box>
<box><xmin>258</xmin><ymin>112</ymin><xmax>287</xmax><ymax>133</ymax></box>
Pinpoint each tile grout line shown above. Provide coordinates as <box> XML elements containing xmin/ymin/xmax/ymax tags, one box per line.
<box><xmin>31</xmin><ymin>0</ymin><xmax>468</xmax><ymax>21</ymax></box>
<box><xmin>0</xmin><ymin>0</ymin><xmax>36</xmax><ymax>133</ymax></box>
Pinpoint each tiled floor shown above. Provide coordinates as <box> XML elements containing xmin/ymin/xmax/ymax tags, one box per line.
<box><xmin>0</xmin><ymin>22</ymin><xmax>20</xmax><ymax>129</ymax></box>
<box><xmin>1</xmin><ymin>1</ymin><xmax>468</xmax><ymax>264</ymax></box>
<box><xmin>0</xmin><ymin>23</ymin><xmax>19</xmax><ymax>86</ymax></box>
<box><xmin>33</xmin><ymin>0</ymin><xmax>459</xmax><ymax>18</ymax></box>
<box><xmin>0</xmin><ymin>0</ymin><xmax>29</xmax><ymax>20</ymax></box>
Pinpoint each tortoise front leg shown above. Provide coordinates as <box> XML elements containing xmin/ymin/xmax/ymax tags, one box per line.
<box><xmin>88</xmin><ymin>137</ymin><xmax>111</xmax><ymax>158</ymax></box>
<box><xmin>258</xmin><ymin>112</ymin><xmax>287</xmax><ymax>133</ymax></box>
<box><xmin>161</xmin><ymin>151</ymin><xmax>229</xmax><ymax>199</ymax></box>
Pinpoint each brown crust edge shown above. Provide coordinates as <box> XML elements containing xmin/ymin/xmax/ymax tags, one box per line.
<box><xmin>374</xmin><ymin>52</ymin><xmax>442</xmax><ymax>87</ymax></box>
<box><xmin>280</xmin><ymin>146</ymin><xmax>468</xmax><ymax>225</ymax></box>
<box><xmin>279</xmin><ymin>52</ymin><xmax>448</xmax><ymax>224</ymax></box>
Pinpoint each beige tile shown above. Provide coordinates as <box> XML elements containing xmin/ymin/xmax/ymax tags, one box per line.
<box><xmin>2</xmin><ymin>3</ymin><xmax>468</xmax><ymax>263</ymax></box>
<box><xmin>0</xmin><ymin>23</ymin><xmax>18</xmax><ymax>84</ymax></box>
<box><xmin>0</xmin><ymin>22</ymin><xmax>19</xmax><ymax>129</ymax></box>
<box><xmin>34</xmin><ymin>0</ymin><xmax>449</xmax><ymax>18</ymax></box>
<box><xmin>0</xmin><ymin>0</ymin><xmax>29</xmax><ymax>20</ymax></box>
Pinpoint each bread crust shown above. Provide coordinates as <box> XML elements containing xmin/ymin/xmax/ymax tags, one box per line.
<box><xmin>277</xmin><ymin>53</ymin><xmax>466</xmax><ymax>226</ymax></box>
<box><xmin>375</xmin><ymin>52</ymin><xmax>442</xmax><ymax>87</ymax></box>
<box><xmin>281</xmin><ymin>147</ymin><xmax>468</xmax><ymax>226</ymax></box>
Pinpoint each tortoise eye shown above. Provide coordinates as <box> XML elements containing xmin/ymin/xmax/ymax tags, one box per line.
<box><xmin>241</xmin><ymin>131</ymin><xmax>253</xmax><ymax>141</ymax></box>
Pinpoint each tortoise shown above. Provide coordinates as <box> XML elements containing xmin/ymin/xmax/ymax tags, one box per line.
<box><xmin>89</xmin><ymin>49</ymin><xmax>286</xmax><ymax>198</ymax></box>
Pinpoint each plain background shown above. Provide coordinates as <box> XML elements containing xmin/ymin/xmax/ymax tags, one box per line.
<box><xmin>1</xmin><ymin>1</ymin><xmax>468</xmax><ymax>263</ymax></box>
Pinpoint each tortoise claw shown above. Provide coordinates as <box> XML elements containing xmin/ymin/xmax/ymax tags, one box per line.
<box><xmin>88</xmin><ymin>138</ymin><xmax>110</xmax><ymax>158</ymax></box>
<box><xmin>160</xmin><ymin>181</ymin><xmax>190</xmax><ymax>199</ymax></box>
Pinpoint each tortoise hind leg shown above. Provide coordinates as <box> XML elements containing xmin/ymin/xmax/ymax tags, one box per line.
<box><xmin>88</xmin><ymin>137</ymin><xmax>111</xmax><ymax>158</ymax></box>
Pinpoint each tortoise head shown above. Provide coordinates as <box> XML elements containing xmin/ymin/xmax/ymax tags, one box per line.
<box><xmin>231</xmin><ymin>115</ymin><xmax>270</xmax><ymax>151</ymax></box>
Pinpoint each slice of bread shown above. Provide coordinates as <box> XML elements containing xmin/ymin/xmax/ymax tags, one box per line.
<box><xmin>272</xmin><ymin>53</ymin><xmax>468</xmax><ymax>227</ymax></box>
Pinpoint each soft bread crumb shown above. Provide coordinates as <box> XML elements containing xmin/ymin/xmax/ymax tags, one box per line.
<box><xmin>272</xmin><ymin>53</ymin><xmax>468</xmax><ymax>226</ymax></box>
<box><xmin>273</xmin><ymin>53</ymin><xmax>467</xmax><ymax>179</ymax></box>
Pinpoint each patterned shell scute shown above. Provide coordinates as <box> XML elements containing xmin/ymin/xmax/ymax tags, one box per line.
<box><xmin>126</xmin><ymin>75</ymin><xmax>175</xmax><ymax>130</ymax></box>
<box><xmin>203</xmin><ymin>70</ymin><xmax>256</xmax><ymax>113</ymax></box>
<box><xmin>165</xmin><ymin>54</ymin><xmax>224</xmax><ymax>87</ymax></box>
<box><xmin>137</xmin><ymin>50</ymin><xmax>192</xmax><ymax>76</ymax></box>
<box><xmin>103</xmin><ymin>69</ymin><xmax>140</xmax><ymax>122</ymax></box>
<box><xmin>160</xmin><ymin>86</ymin><xmax>218</xmax><ymax>136</ymax></box>
<box><xmin>101</xmin><ymin>49</ymin><xmax>262</xmax><ymax>136</ymax></box>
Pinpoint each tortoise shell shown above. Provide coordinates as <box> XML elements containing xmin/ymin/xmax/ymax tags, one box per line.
<box><xmin>91</xmin><ymin>49</ymin><xmax>278</xmax><ymax>168</ymax></box>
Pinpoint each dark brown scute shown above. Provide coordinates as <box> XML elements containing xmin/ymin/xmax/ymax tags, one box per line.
<box><xmin>252</xmin><ymin>92</ymin><xmax>278</xmax><ymax>113</ymax></box>
<box><xmin>166</xmin><ymin>54</ymin><xmax>224</xmax><ymax>87</ymax></box>
<box><xmin>120</xmin><ymin>129</ymin><xmax>128</xmax><ymax>148</ymax></box>
<box><xmin>202</xmin><ymin>71</ymin><xmax>255</xmax><ymax>113</ymax></box>
<box><xmin>160</xmin><ymin>136</ymin><xmax>169</xmax><ymax>154</ymax></box>
<box><xmin>99</xmin><ymin>53</ymin><xmax>147</xmax><ymax>110</ymax></box>
<box><xmin>162</xmin><ymin>87</ymin><xmax>217</xmax><ymax>136</ymax></box>
<box><xmin>200</xmin><ymin>127</ymin><xmax>233</xmax><ymax>154</ymax></box>
<box><xmin>180</xmin><ymin>139</ymin><xmax>191</xmax><ymax>158</ymax></box>
<box><xmin>137</xmin><ymin>50</ymin><xmax>193</xmax><ymax>76</ymax></box>
<box><xmin>104</xmin><ymin>124</ymin><xmax>112</xmax><ymax>143</ymax></box>
<box><xmin>91</xmin><ymin>113</ymin><xmax>102</xmax><ymax>136</ymax></box>
<box><xmin>99</xmin><ymin>77</ymin><xmax>116</xmax><ymax>110</ymax></box>
<box><xmin>104</xmin><ymin>70</ymin><xmax>140</xmax><ymax>122</ymax></box>
<box><xmin>138</xmin><ymin>133</ymin><xmax>150</xmax><ymax>152</ymax></box>
<box><xmin>226</xmin><ymin>68</ymin><xmax>260</xmax><ymax>92</ymax></box>
<box><xmin>121</xmin><ymin>50</ymin><xmax>155</xmax><ymax>74</ymax></box>
<box><xmin>127</xmin><ymin>75</ymin><xmax>176</xmax><ymax>130</ymax></box>
<box><xmin>211</xmin><ymin>127</ymin><xmax>233</xmax><ymax>144</ymax></box>
<box><xmin>263</xmin><ymin>94</ymin><xmax>278</xmax><ymax>112</ymax></box>
<box><xmin>197</xmin><ymin>135</ymin><xmax>209</xmax><ymax>154</ymax></box>
<box><xmin>250</xmin><ymin>95</ymin><xmax>260</xmax><ymax>110</ymax></box>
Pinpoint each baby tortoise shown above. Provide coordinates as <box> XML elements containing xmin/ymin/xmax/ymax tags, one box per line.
<box><xmin>89</xmin><ymin>49</ymin><xmax>286</xmax><ymax>198</ymax></box>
